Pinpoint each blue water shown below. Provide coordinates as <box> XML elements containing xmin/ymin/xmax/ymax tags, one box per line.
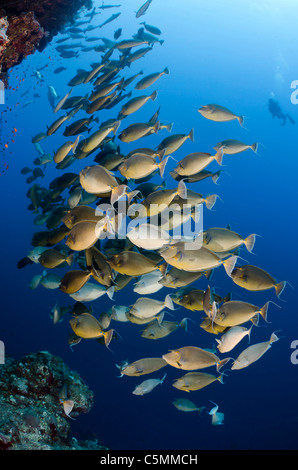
<box><xmin>1</xmin><ymin>0</ymin><xmax>298</xmax><ymax>451</ymax></box>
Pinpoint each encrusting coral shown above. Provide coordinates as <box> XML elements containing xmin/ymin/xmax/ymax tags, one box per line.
<box><xmin>0</xmin><ymin>351</ymin><xmax>106</xmax><ymax>450</ymax></box>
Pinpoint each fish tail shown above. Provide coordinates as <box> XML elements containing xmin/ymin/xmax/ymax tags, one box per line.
<box><xmin>247</xmin><ymin>324</ymin><xmax>254</xmax><ymax>344</ymax></box>
<box><xmin>118</xmin><ymin>77</ymin><xmax>125</xmax><ymax>90</ymax></box>
<box><xmin>244</xmin><ymin>233</ymin><xmax>256</xmax><ymax>253</ymax></box>
<box><xmin>104</xmin><ymin>329</ymin><xmax>114</xmax><ymax>349</ymax></box>
<box><xmin>127</xmin><ymin>189</ymin><xmax>140</xmax><ymax>205</ymax></box>
<box><xmin>179</xmin><ymin>317</ymin><xmax>188</xmax><ymax>331</ymax></box>
<box><xmin>160</xmin><ymin>373</ymin><xmax>167</xmax><ymax>383</ymax></box>
<box><xmin>153</xmin><ymin>120</ymin><xmax>160</xmax><ymax>134</ymax></box>
<box><xmin>157</xmin><ymin>148</ymin><xmax>166</xmax><ymax>162</ymax></box>
<box><xmin>214</xmin><ymin>146</ymin><xmax>224</xmax><ymax>165</ymax></box>
<box><xmin>110</xmin><ymin>184</ymin><xmax>127</xmax><ymax>206</ymax></box>
<box><xmin>217</xmin><ymin>357</ymin><xmax>231</xmax><ymax>372</ymax></box>
<box><xmin>222</xmin><ymin>255</ymin><xmax>238</xmax><ymax>277</ymax></box>
<box><xmin>251</xmin><ymin>313</ymin><xmax>259</xmax><ymax>326</ymax></box>
<box><xmin>270</xmin><ymin>331</ymin><xmax>281</xmax><ymax>344</ymax></box>
<box><xmin>205</xmin><ymin>269</ymin><xmax>214</xmax><ymax>280</ymax></box>
<box><xmin>217</xmin><ymin>374</ymin><xmax>225</xmax><ymax>384</ymax></box>
<box><xmin>106</xmin><ymin>286</ymin><xmax>115</xmax><ymax>300</ymax></box>
<box><xmin>275</xmin><ymin>281</ymin><xmax>287</xmax><ymax>298</ymax></box>
<box><xmin>211</xmin><ymin>170</ymin><xmax>222</xmax><ymax>185</ymax></box>
<box><xmin>158</xmin><ymin>262</ymin><xmax>168</xmax><ymax>277</ymax></box>
<box><xmin>151</xmin><ymin>90</ymin><xmax>158</xmax><ymax>101</ymax></box>
<box><xmin>72</xmin><ymin>135</ymin><xmax>81</xmax><ymax>154</ymax></box>
<box><xmin>259</xmin><ymin>301</ymin><xmax>270</xmax><ymax>322</ymax></box>
<box><xmin>164</xmin><ymin>294</ymin><xmax>175</xmax><ymax>310</ymax></box>
<box><xmin>159</xmin><ymin>155</ymin><xmax>169</xmax><ymax>177</ymax></box>
<box><xmin>251</xmin><ymin>142</ymin><xmax>258</xmax><ymax>153</ymax></box>
<box><xmin>156</xmin><ymin>312</ymin><xmax>165</xmax><ymax>325</ymax></box>
<box><xmin>204</xmin><ymin>194</ymin><xmax>218</xmax><ymax>210</ymax></box>
<box><xmin>188</xmin><ymin>128</ymin><xmax>194</xmax><ymax>142</ymax></box>
<box><xmin>113</xmin><ymin>120</ymin><xmax>121</xmax><ymax>135</ymax></box>
<box><xmin>66</xmin><ymin>253</ymin><xmax>75</xmax><ymax>266</ymax></box>
<box><xmin>198</xmin><ymin>406</ymin><xmax>207</xmax><ymax>416</ymax></box>
<box><xmin>163</xmin><ymin>67</ymin><xmax>170</xmax><ymax>75</ymax></box>
<box><xmin>176</xmin><ymin>179</ymin><xmax>187</xmax><ymax>199</ymax></box>
<box><xmin>166</xmin><ymin>122</ymin><xmax>173</xmax><ymax>132</ymax></box>
<box><xmin>238</xmin><ymin>115</ymin><xmax>245</xmax><ymax>127</ymax></box>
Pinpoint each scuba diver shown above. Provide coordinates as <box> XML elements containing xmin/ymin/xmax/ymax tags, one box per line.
<box><xmin>268</xmin><ymin>95</ymin><xmax>295</xmax><ymax>126</ymax></box>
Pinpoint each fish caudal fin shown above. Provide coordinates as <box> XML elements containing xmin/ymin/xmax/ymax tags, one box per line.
<box><xmin>176</xmin><ymin>179</ymin><xmax>187</xmax><ymax>199</ymax></box>
<box><xmin>188</xmin><ymin>128</ymin><xmax>194</xmax><ymax>142</ymax></box>
<box><xmin>159</xmin><ymin>155</ymin><xmax>169</xmax><ymax>177</ymax></box>
<box><xmin>164</xmin><ymin>294</ymin><xmax>175</xmax><ymax>310</ymax></box>
<box><xmin>113</xmin><ymin>120</ymin><xmax>121</xmax><ymax>135</ymax></box>
<box><xmin>66</xmin><ymin>253</ymin><xmax>75</xmax><ymax>266</ymax></box>
<box><xmin>111</xmin><ymin>184</ymin><xmax>127</xmax><ymax>206</ymax></box>
<box><xmin>244</xmin><ymin>233</ymin><xmax>256</xmax><ymax>253</ymax></box>
<box><xmin>166</xmin><ymin>122</ymin><xmax>173</xmax><ymax>132</ymax></box>
<box><xmin>217</xmin><ymin>374</ymin><xmax>225</xmax><ymax>384</ymax></box>
<box><xmin>212</xmin><ymin>170</ymin><xmax>222</xmax><ymax>185</ymax></box>
<box><xmin>158</xmin><ymin>262</ymin><xmax>168</xmax><ymax>277</ymax></box>
<box><xmin>106</xmin><ymin>286</ymin><xmax>115</xmax><ymax>300</ymax></box>
<box><xmin>153</xmin><ymin>120</ymin><xmax>160</xmax><ymax>134</ymax></box>
<box><xmin>214</xmin><ymin>146</ymin><xmax>224</xmax><ymax>165</ymax></box>
<box><xmin>238</xmin><ymin>115</ymin><xmax>245</xmax><ymax>127</ymax></box>
<box><xmin>151</xmin><ymin>90</ymin><xmax>158</xmax><ymax>101</ymax></box>
<box><xmin>104</xmin><ymin>329</ymin><xmax>114</xmax><ymax>349</ymax></box>
<box><xmin>251</xmin><ymin>142</ymin><xmax>258</xmax><ymax>153</ymax></box>
<box><xmin>275</xmin><ymin>281</ymin><xmax>287</xmax><ymax>298</ymax></box>
<box><xmin>157</xmin><ymin>147</ymin><xmax>166</xmax><ymax>162</ymax></box>
<box><xmin>205</xmin><ymin>194</ymin><xmax>218</xmax><ymax>210</ymax></box>
<box><xmin>217</xmin><ymin>357</ymin><xmax>231</xmax><ymax>372</ymax></box>
<box><xmin>247</xmin><ymin>324</ymin><xmax>253</xmax><ymax>343</ymax></box>
<box><xmin>270</xmin><ymin>332</ymin><xmax>280</xmax><ymax>344</ymax></box>
<box><xmin>260</xmin><ymin>301</ymin><xmax>270</xmax><ymax>322</ymax></box>
<box><xmin>222</xmin><ymin>255</ymin><xmax>238</xmax><ymax>277</ymax></box>
<box><xmin>160</xmin><ymin>373</ymin><xmax>167</xmax><ymax>383</ymax></box>
<box><xmin>163</xmin><ymin>67</ymin><xmax>170</xmax><ymax>75</ymax></box>
<box><xmin>179</xmin><ymin>317</ymin><xmax>188</xmax><ymax>331</ymax></box>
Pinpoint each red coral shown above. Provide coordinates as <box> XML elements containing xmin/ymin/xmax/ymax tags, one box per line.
<box><xmin>1</xmin><ymin>11</ymin><xmax>44</xmax><ymax>71</ymax></box>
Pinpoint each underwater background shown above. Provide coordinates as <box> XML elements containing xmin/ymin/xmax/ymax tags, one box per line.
<box><xmin>0</xmin><ymin>0</ymin><xmax>298</xmax><ymax>451</ymax></box>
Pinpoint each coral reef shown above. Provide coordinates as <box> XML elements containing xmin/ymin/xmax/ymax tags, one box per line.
<box><xmin>0</xmin><ymin>11</ymin><xmax>44</xmax><ymax>86</ymax></box>
<box><xmin>0</xmin><ymin>0</ymin><xmax>93</xmax><ymax>85</ymax></box>
<box><xmin>0</xmin><ymin>16</ymin><xmax>9</xmax><ymax>58</ymax></box>
<box><xmin>0</xmin><ymin>351</ymin><xmax>106</xmax><ymax>450</ymax></box>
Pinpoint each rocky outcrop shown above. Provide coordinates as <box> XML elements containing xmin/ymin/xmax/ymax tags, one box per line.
<box><xmin>0</xmin><ymin>11</ymin><xmax>45</xmax><ymax>86</ymax></box>
<box><xmin>0</xmin><ymin>0</ymin><xmax>93</xmax><ymax>85</ymax></box>
<box><xmin>0</xmin><ymin>351</ymin><xmax>106</xmax><ymax>450</ymax></box>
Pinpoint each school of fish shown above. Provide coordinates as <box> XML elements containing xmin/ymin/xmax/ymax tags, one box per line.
<box><xmin>18</xmin><ymin>0</ymin><xmax>287</xmax><ymax>425</ymax></box>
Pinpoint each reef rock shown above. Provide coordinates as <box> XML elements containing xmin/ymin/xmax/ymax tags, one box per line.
<box><xmin>0</xmin><ymin>0</ymin><xmax>93</xmax><ymax>85</ymax></box>
<box><xmin>0</xmin><ymin>11</ymin><xmax>44</xmax><ymax>84</ymax></box>
<box><xmin>0</xmin><ymin>351</ymin><xmax>106</xmax><ymax>450</ymax></box>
